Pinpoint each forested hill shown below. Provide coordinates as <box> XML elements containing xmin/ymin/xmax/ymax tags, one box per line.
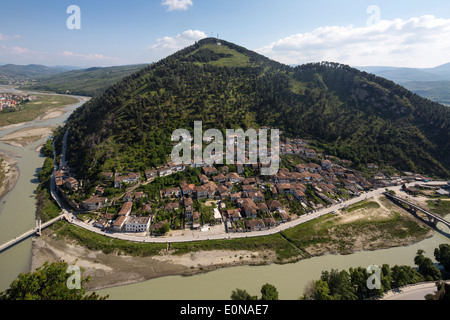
<box><xmin>65</xmin><ymin>38</ymin><xmax>450</xmax><ymax>183</ymax></box>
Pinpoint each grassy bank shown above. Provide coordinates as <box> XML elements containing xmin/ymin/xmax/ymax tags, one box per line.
<box><xmin>50</xmin><ymin>221</ymin><xmax>303</xmax><ymax>262</ymax></box>
<box><xmin>36</xmin><ymin>188</ymin><xmax>61</xmax><ymax>222</ymax></box>
<box><xmin>426</xmin><ymin>199</ymin><xmax>450</xmax><ymax>217</ymax></box>
<box><xmin>35</xmin><ymin>131</ymin><xmax>64</xmax><ymax>223</ymax></box>
<box><xmin>47</xmin><ymin>195</ymin><xmax>433</xmax><ymax>263</ymax></box>
<box><xmin>0</xmin><ymin>159</ymin><xmax>5</xmax><ymax>193</ymax></box>
<box><xmin>345</xmin><ymin>200</ymin><xmax>380</xmax><ymax>213</ymax></box>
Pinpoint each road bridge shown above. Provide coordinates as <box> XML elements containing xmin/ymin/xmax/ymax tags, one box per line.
<box><xmin>383</xmin><ymin>192</ymin><xmax>450</xmax><ymax>229</ymax></box>
<box><xmin>0</xmin><ymin>214</ymin><xmax>65</xmax><ymax>253</ymax></box>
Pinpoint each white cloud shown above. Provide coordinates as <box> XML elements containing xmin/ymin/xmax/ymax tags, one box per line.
<box><xmin>59</xmin><ymin>51</ymin><xmax>122</xmax><ymax>63</ymax></box>
<box><xmin>0</xmin><ymin>33</ymin><xmax>21</xmax><ymax>41</ymax></box>
<box><xmin>150</xmin><ymin>29</ymin><xmax>207</xmax><ymax>52</ymax></box>
<box><xmin>257</xmin><ymin>15</ymin><xmax>450</xmax><ymax>68</ymax></box>
<box><xmin>162</xmin><ymin>0</ymin><xmax>193</xmax><ymax>12</ymax></box>
<box><xmin>0</xmin><ymin>45</ymin><xmax>32</xmax><ymax>55</ymax></box>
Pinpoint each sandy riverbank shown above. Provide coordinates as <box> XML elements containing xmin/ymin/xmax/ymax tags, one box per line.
<box><xmin>39</xmin><ymin>108</ymin><xmax>67</xmax><ymax>121</ymax></box>
<box><xmin>0</xmin><ymin>126</ymin><xmax>56</xmax><ymax>147</ymax></box>
<box><xmin>0</xmin><ymin>152</ymin><xmax>19</xmax><ymax>201</ymax></box>
<box><xmin>30</xmin><ymin>231</ymin><xmax>278</xmax><ymax>291</ymax></box>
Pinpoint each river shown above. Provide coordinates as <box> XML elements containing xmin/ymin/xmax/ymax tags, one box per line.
<box><xmin>0</xmin><ymin>88</ymin><xmax>449</xmax><ymax>300</ymax></box>
<box><xmin>94</xmin><ymin>221</ymin><xmax>450</xmax><ymax>300</ymax></box>
<box><xmin>0</xmin><ymin>90</ymin><xmax>87</xmax><ymax>291</ymax></box>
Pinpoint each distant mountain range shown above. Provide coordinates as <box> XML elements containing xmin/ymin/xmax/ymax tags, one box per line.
<box><xmin>356</xmin><ymin>63</ymin><xmax>450</xmax><ymax>82</ymax></box>
<box><xmin>0</xmin><ymin>64</ymin><xmax>74</xmax><ymax>80</ymax></box>
<box><xmin>0</xmin><ymin>63</ymin><xmax>148</xmax><ymax>96</ymax></box>
<box><xmin>355</xmin><ymin>64</ymin><xmax>450</xmax><ymax>105</ymax></box>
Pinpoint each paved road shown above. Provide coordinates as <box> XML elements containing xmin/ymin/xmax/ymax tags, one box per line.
<box><xmin>59</xmin><ymin>183</ymin><xmax>429</xmax><ymax>244</ymax></box>
<box><xmin>382</xmin><ymin>281</ymin><xmax>450</xmax><ymax>300</ymax></box>
<box><xmin>53</xmin><ymin>129</ymin><xmax>448</xmax><ymax>244</ymax></box>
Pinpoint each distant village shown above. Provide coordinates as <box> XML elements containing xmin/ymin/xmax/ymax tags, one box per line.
<box><xmin>0</xmin><ymin>92</ymin><xmax>35</xmax><ymax>111</ymax></box>
<box><xmin>53</xmin><ymin>136</ymin><xmax>432</xmax><ymax>237</ymax></box>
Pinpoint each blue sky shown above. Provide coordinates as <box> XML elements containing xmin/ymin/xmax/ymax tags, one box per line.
<box><xmin>1</xmin><ymin>0</ymin><xmax>450</xmax><ymax>68</ymax></box>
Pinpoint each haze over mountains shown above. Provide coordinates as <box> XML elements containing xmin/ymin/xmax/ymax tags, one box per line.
<box><xmin>356</xmin><ymin>63</ymin><xmax>450</xmax><ymax>105</ymax></box>
<box><xmin>0</xmin><ymin>63</ymin><xmax>147</xmax><ymax>96</ymax></box>
<box><xmin>0</xmin><ymin>64</ymin><xmax>74</xmax><ymax>81</ymax></box>
<box><xmin>357</xmin><ymin>63</ymin><xmax>450</xmax><ymax>82</ymax></box>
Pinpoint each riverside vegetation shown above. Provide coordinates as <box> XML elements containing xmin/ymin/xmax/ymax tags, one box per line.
<box><xmin>230</xmin><ymin>244</ymin><xmax>450</xmax><ymax>300</ymax></box>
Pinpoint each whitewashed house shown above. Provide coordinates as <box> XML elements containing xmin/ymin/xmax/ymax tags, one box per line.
<box><xmin>124</xmin><ymin>216</ymin><xmax>151</xmax><ymax>233</ymax></box>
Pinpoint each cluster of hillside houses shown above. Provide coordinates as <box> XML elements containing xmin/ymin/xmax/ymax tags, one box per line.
<box><xmin>0</xmin><ymin>92</ymin><xmax>34</xmax><ymax>111</ymax></box>
<box><xmin>54</xmin><ymin>137</ymin><xmax>423</xmax><ymax>236</ymax></box>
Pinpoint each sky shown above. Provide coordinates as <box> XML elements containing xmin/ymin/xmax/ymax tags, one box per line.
<box><xmin>1</xmin><ymin>0</ymin><xmax>450</xmax><ymax>68</ymax></box>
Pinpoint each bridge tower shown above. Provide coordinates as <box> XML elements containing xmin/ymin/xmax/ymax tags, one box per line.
<box><xmin>428</xmin><ymin>216</ymin><xmax>438</xmax><ymax>227</ymax></box>
<box><xmin>36</xmin><ymin>218</ymin><xmax>42</xmax><ymax>236</ymax></box>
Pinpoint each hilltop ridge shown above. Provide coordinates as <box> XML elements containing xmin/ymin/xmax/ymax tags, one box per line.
<box><xmin>64</xmin><ymin>38</ymin><xmax>450</xmax><ymax>185</ymax></box>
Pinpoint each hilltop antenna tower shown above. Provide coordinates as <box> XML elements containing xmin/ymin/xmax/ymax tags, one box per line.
<box><xmin>216</xmin><ymin>33</ymin><xmax>221</xmax><ymax>46</ymax></box>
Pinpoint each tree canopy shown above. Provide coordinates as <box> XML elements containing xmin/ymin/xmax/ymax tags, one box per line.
<box><xmin>301</xmin><ymin>245</ymin><xmax>447</xmax><ymax>300</ymax></box>
<box><xmin>434</xmin><ymin>244</ymin><xmax>450</xmax><ymax>274</ymax></box>
<box><xmin>231</xmin><ymin>283</ymin><xmax>279</xmax><ymax>301</ymax></box>
<box><xmin>0</xmin><ymin>261</ymin><xmax>108</xmax><ymax>300</ymax></box>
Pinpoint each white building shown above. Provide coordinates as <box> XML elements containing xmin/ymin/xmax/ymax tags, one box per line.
<box><xmin>213</xmin><ymin>208</ymin><xmax>222</xmax><ymax>223</ymax></box>
<box><xmin>124</xmin><ymin>216</ymin><xmax>151</xmax><ymax>233</ymax></box>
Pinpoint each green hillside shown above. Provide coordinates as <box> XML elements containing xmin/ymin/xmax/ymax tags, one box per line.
<box><xmin>22</xmin><ymin>64</ymin><xmax>148</xmax><ymax>97</ymax></box>
<box><xmin>65</xmin><ymin>38</ymin><xmax>450</xmax><ymax>186</ymax></box>
<box><xmin>0</xmin><ymin>64</ymin><xmax>70</xmax><ymax>84</ymax></box>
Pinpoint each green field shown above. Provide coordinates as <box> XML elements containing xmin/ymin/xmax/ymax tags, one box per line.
<box><xmin>345</xmin><ymin>200</ymin><xmax>381</xmax><ymax>213</ymax></box>
<box><xmin>426</xmin><ymin>199</ymin><xmax>450</xmax><ymax>217</ymax></box>
<box><xmin>0</xmin><ymin>94</ymin><xmax>78</xmax><ymax>127</ymax></box>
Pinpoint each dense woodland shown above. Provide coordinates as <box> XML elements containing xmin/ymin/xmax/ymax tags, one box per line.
<box><xmin>65</xmin><ymin>38</ymin><xmax>450</xmax><ymax>191</ymax></box>
<box><xmin>301</xmin><ymin>245</ymin><xmax>450</xmax><ymax>300</ymax></box>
